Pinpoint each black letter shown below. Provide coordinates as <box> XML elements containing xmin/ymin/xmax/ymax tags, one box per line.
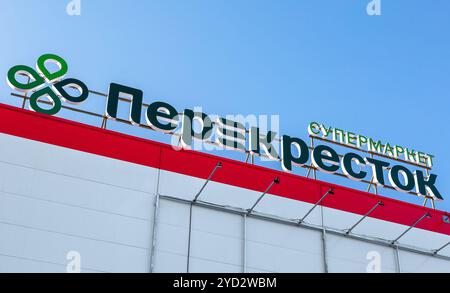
<box><xmin>365</xmin><ymin>157</ymin><xmax>390</xmax><ymax>186</ymax></box>
<box><xmin>106</xmin><ymin>83</ymin><xmax>143</xmax><ymax>125</ymax></box>
<box><xmin>414</xmin><ymin>171</ymin><xmax>443</xmax><ymax>200</ymax></box>
<box><xmin>249</xmin><ymin>127</ymin><xmax>279</xmax><ymax>160</ymax></box>
<box><xmin>181</xmin><ymin>109</ymin><xmax>213</xmax><ymax>147</ymax></box>
<box><xmin>342</xmin><ymin>152</ymin><xmax>367</xmax><ymax>180</ymax></box>
<box><xmin>388</xmin><ymin>165</ymin><xmax>415</xmax><ymax>192</ymax></box>
<box><xmin>216</xmin><ymin>117</ymin><xmax>246</xmax><ymax>151</ymax></box>
<box><xmin>146</xmin><ymin>101</ymin><xmax>179</xmax><ymax>133</ymax></box>
<box><xmin>281</xmin><ymin>135</ymin><xmax>309</xmax><ymax>171</ymax></box>
<box><xmin>312</xmin><ymin>144</ymin><xmax>340</xmax><ymax>173</ymax></box>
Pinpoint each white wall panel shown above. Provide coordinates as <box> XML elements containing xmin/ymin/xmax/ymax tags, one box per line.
<box><xmin>323</xmin><ymin>205</ymin><xmax>450</xmax><ymax>258</ymax></box>
<box><xmin>158</xmin><ymin>170</ymin><xmax>205</xmax><ymax>201</ymax></box>
<box><xmin>350</xmin><ymin>216</ymin><xmax>408</xmax><ymax>241</ymax></box>
<box><xmin>160</xmin><ymin>170</ymin><xmax>323</xmax><ymax>226</ymax></box>
<box><xmin>399</xmin><ymin>250</ymin><xmax>450</xmax><ymax>273</ymax></box>
<box><xmin>153</xmin><ymin>200</ymin><xmax>189</xmax><ymax>272</ymax></box>
<box><xmin>322</xmin><ymin>206</ymin><xmax>362</xmax><ymax>231</ymax></box>
<box><xmin>326</xmin><ymin>234</ymin><xmax>397</xmax><ymax>273</ymax></box>
<box><xmin>0</xmin><ymin>255</ymin><xmax>100</xmax><ymax>273</ymax></box>
<box><xmin>189</xmin><ymin>257</ymin><xmax>242</xmax><ymax>273</ymax></box>
<box><xmin>396</xmin><ymin>228</ymin><xmax>450</xmax><ymax>256</ymax></box>
<box><xmin>0</xmin><ymin>134</ymin><xmax>155</xmax><ymax>272</ymax></box>
<box><xmin>0</xmin><ymin>223</ymin><xmax>149</xmax><ymax>273</ymax></box>
<box><xmin>246</xmin><ymin>218</ymin><xmax>324</xmax><ymax>272</ymax></box>
<box><xmin>0</xmin><ymin>162</ymin><xmax>155</xmax><ymax>221</ymax></box>
<box><xmin>190</xmin><ymin>207</ymin><xmax>243</xmax><ymax>272</ymax></box>
<box><xmin>0</xmin><ymin>191</ymin><xmax>152</xmax><ymax>249</ymax></box>
<box><xmin>0</xmin><ymin>134</ymin><xmax>158</xmax><ymax>193</ymax></box>
<box><xmin>152</xmin><ymin>250</ymin><xmax>188</xmax><ymax>273</ymax></box>
<box><xmin>257</xmin><ymin>195</ymin><xmax>323</xmax><ymax>226</ymax></box>
<box><xmin>159</xmin><ymin>170</ymin><xmax>263</xmax><ymax>209</ymax></box>
<box><xmin>1</xmin><ymin>133</ymin><xmax>449</xmax><ymax>273</ymax></box>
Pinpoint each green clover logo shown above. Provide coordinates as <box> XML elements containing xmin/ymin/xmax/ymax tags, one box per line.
<box><xmin>6</xmin><ymin>54</ymin><xmax>89</xmax><ymax>115</ymax></box>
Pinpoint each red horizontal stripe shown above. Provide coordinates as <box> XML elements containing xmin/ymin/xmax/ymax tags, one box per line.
<box><xmin>0</xmin><ymin>103</ymin><xmax>449</xmax><ymax>236</ymax></box>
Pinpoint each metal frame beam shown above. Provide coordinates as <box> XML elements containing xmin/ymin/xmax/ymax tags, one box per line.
<box><xmin>246</xmin><ymin>177</ymin><xmax>280</xmax><ymax>215</ymax></box>
<box><xmin>298</xmin><ymin>188</ymin><xmax>333</xmax><ymax>224</ymax></box>
<box><xmin>242</xmin><ymin>177</ymin><xmax>279</xmax><ymax>273</ymax></box>
<box><xmin>193</xmin><ymin>162</ymin><xmax>222</xmax><ymax>203</ymax></box>
<box><xmin>345</xmin><ymin>201</ymin><xmax>384</xmax><ymax>235</ymax></box>
<box><xmin>391</xmin><ymin>212</ymin><xmax>431</xmax><ymax>244</ymax></box>
<box><xmin>187</xmin><ymin>162</ymin><xmax>222</xmax><ymax>273</ymax></box>
<box><xmin>433</xmin><ymin>240</ymin><xmax>450</xmax><ymax>255</ymax></box>
<box><xmin>159</xmin><ymin>194</ymin><xmax>450</xmax><ymax>262</ymax></box>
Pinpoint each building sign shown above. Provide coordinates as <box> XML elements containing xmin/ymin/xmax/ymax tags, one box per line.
<box><xmin>5</xmin><ymin>54</ymin><xmax>444</xmax><ymax>200</ymax></box>
<box><xmin>308</xmin><ymin>122</ymin><xmax>434</xmax><ymax>168</ymax></box>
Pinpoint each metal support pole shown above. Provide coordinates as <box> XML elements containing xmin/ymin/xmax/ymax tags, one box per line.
<box><xmin>426</xmin><ymin>168</ymin><xmax>436</xmax><ymax>210</ymax></box>
<box><xmin>186</xmin><ymin>202</ymin><xmax>194</xmax><ymax>273</ymax></box>
<box><xmin>367</xmin><ymin>153</ymin><xmax>378</xmax><ymax>195</ymax></box>
<box><xmin>311</xmin><ymin>137</ymin><xmax>317</xmax><ymax>180</ymax></box>
<box><xmin>298</xmin><ymin>188</ymin><xmax>333</xmax><ymax>224</ymax></box>
<box><xmin>422</xmin><ymin>197</ymin><xmax>428</xmax><ymax>208</ymax></box>
<box><xmin>321</xmin><ymin>227</ymin><xmax>328</xmax><ymax>273</ymax></box>
<box><xmin>242</xmin><ymin>214</ymin><xmax>247</xmax><ymax>273</ymax></box>
<box><xmin>366</xmin><ymin>177</ymin><xmax>372</xmax><ymax>193</ymax></box>
<box><xmin>149</xmin><ymin>168</ymin><xmax>162</xmax><ymax>273</ymax></box>
<box><xmin>433</xmin><ymin>240</ymin><xmax>450</xmax><ymax>255</ymax></box>
<box><xmin>246</xmin><ymin>177</ymin><xmax>280</xmax><ymax>215</ymax></box>
<box><xmin>149</xmin><ymin>192</ymin><xmax>160</xmax><ymax>273</ymax></box>
<box><xmin>21</xmin><ymin>76</ymin><xmax>31</xmax><ymax>109</ymax></box>
<box><xmin>422</xmin><ymin>197</ymin><xmax>436</xmax><ymax>210</ymax></box>
<box><xmin>306</xmin><ymin>137</ymin><xmax>314</xmax><ymax>179</ymax></box>
<box><xmin>193</xmin><ymin>162</ymin><xmax>222</xmax><ymax>202</ymax></box>
<box><xmin>242</xmin><ymin>178</ymin><xmax>279</xmax><ymax>272</ymax></box>
<box><xmin>345</xmin><ymin>201</ymin><xmax>384</xmax><ymax>235</ymax></box>
<box><xmin>395</xmin><ymin>244</ymin><xmax>401</xmax><ymax>273</ymax></box>
<box><xmin>187</xmin><ymin>162</ymin><xmax>222</xmax><ymax>273</ymax></box>
<box><xmin>421</xmin><ymin>168</ymin><xmax>437</xmax><ymax>210</ymax></box>
<box><xmin>306</xmin><ymin>168</ymin><xmax>311</xmax><ymax>179</ymax></box>
<box><xmin>100</xmin><ymin>116</ymin><xmax>108</xmax><ymax>129</ymax></box>
<box><xmin>320</xmin><ymin>205</ymin><xmax>328</xmax><ymax>273</ymax></box>
<box><xmin>391</xmin><ymin>212</ymin><xmax>431</xmax><ymax>244</ymax></box>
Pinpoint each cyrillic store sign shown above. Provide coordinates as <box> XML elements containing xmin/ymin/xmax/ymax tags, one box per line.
<box><xmin>6</xmin><ymin>54</ymin><xmax>443</xmax><ymax>200</ymax></box>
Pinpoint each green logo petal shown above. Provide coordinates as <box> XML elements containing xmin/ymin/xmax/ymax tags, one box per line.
<box><xmin>8</xmin><ymin>54</ymin><xmax>76</xmax><ymax>116</ymax></box>
<box><xmin>53</xmin><ymin>78</ymin><xmax>89</xmax><ymax>104</ymax></box>
<box><xmin>6</xmin><ymin>65</ymin><xmax>45</xmax><ymax>92</ymax></box>
<box><xmin>29</xmin><ymin>87</ymin><xmax>62</xmax><ymax>115</ymax></box>
<box><xmin>36</xmin><ymin>54</ymin><xmax>68</xmax><ymax>83</ymax></box>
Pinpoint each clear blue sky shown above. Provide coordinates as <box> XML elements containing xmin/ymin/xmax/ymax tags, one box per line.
<box><xmin>1</xmin><ymin>0</ymin><xmax>449</xmax><ymax>211</ymax></box>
